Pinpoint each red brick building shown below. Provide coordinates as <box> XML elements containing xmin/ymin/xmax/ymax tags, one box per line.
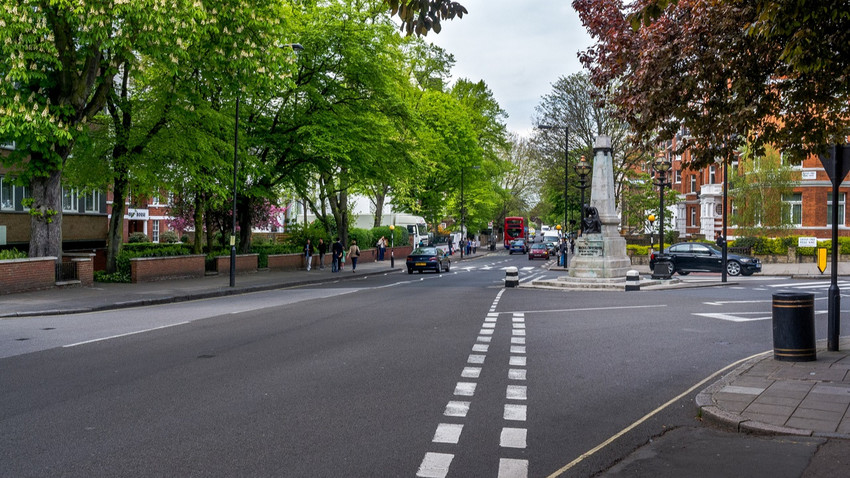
<box><xmin>650</xmin><ymin>138</ymin><xmax>850</xmax><ymax>241</ymax></box>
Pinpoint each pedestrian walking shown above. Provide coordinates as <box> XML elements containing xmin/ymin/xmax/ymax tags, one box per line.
<box><xmin>317</xmin><ymin>238</ymin><xmax>327</xmax><ymax>269</ymax></box>
<box><xmin>304</xmin><ymin>239</ymin><xmax>314</xmax><ymax>271</ymax></box>
<box><xmin>332</xmin><ymin>237</ymin><xmax>343</xmax><ymax>272</ymax></box>
<box><xmin>473</xmin><ymin>238</ymin><xmax>478</xmax><ymax>254</ymax></box>
<box><xmin>466</xmin><ymin>238</ymin><xmax>472</xmax><ymax>256</ymax></box>
<box><xmin>348</xmin><ymin>240</ymin><xmax>361</xmax><ymax>272</ymax></box>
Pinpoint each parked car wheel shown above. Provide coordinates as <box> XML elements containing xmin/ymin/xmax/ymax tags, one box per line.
<box><xmin>435</xmin><ymin>262</ymin><xmax>442</xmax><ymax>273</ymax></box>
<box><xmin>726</xmin><ymin>260</ymin><xmax>742</xmax><ymax>276</ymax></box>
<box><xmin>662</xmin><ymin>261</ymin><xmax>675</xmax><ymax>276</ymax></box>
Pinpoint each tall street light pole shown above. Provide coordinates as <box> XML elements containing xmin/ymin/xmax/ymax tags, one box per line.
<box><xmin>653</xmin><ymin>152</ymin><xmax>672</xmax><ymax>254</ymax></box>
<box><xmin>230</xmin><ymin>43</ymin><xmax>303</xmax><ymax>288</ymax></box>
<box><xmin>460</xmin><ymin>167</ymin><xmax>465</xmax><ymax>260</ymax></box>
<box><xmin>538</xmin><ymin>124</ymin><xmax>568</xmax><ymax>267</ymax></box>
<box><xmin>574</xmin><ymin>155</ymin><xmax>591</xmax><ymax>235</ymax></box>
<box><xmin>460</xmin><ymin>165</ymin><xmax>480</xmax><ymax>260</ymax></box>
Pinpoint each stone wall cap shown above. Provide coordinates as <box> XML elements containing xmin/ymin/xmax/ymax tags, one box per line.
<box><xmin>130</xmin><ymin>254</ymin><xmax>206</xmax><ymax>261</ymax></box>
<box><xmin>0</xmin><ymin>256</ymin><xmax>58</xmax><ymax>264</ymax></box>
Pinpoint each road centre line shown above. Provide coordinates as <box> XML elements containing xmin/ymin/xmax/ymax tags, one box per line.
<box><xmin>63</xmin><ymin>321</ymin><xmax>190</xmax><ymax>348</ymax></box>
<box><xmin>546</xmin><ymin>350</ymin><xmax>772</xmax><ymax>477</ymax></box>
<box><xmin>494</xmin><ymin>304</ymin><xmax>666</xmax><ymax>316</ymax></box>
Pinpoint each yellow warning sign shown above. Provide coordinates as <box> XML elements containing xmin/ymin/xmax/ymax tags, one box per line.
<box><xmin>818</xmin><ymin>248</ymin><xmax>827</xmax><ymax>274</ymax></box>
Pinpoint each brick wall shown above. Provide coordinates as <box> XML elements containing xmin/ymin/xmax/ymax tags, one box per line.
<box><xmin>0</xmin><ymin>257</ymin><xmax>56</xmax><ymax>294</ymax></box>
<box><xmin>130</xmin><ymin>255</ymin><xmax>206</xmax><ymax>283</ymax></box>
<box><xmin>214</xmin><ymin>254</ymin><xmax>258</xmax><ymax>274</ymax></box>
<box><xmin>267</xmin><ymin>253</ymin><xmax>304</xmax><ymax>270</ymax></box>
<box><xmin>73</xmin><ymin>258</ymin><xmax>93</xmax><ymax>286</ymax></box>
<box><xmin>62</xmin><ymin>253</ymin><xmax>95</xmax><ymax>286</ymax></box>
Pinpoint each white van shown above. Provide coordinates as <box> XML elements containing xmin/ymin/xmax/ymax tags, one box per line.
<box><xmin>542</xmin><ymin>231</ymin><xmax>561</xmax><ymax>245</ymax></box>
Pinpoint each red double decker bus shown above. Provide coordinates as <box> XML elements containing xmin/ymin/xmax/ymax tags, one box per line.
<box><xmin>504</xmin><ymin>217</ymin><xmax>525</xmax><ymax>248</ymax></box>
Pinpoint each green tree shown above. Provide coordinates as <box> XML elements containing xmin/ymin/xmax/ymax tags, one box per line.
<box><xmin>729</xmin><ymin>144</ymin><xmax>797</xmax><ymax>236</ymax></box>
<box><xmin>573</xmin><ymin>0</ymin><xmax>850</xmax><ymax>165</ymax></box>
<box><xmin>532</xmin><ymin>73</ymin><xmax>645</xmax><ymax>228</ymax></box>
<box><xmin>384</xmin><ymin>0</ymin><xmax>468</xmax><ymax>36</ymax></box>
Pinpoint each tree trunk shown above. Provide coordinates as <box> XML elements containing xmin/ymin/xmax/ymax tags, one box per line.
<box><xmin>28</xmin><ymin>160</ymin><xmax>63</xmax><ymax>261</ymax></box>
<box><xmin>105</xmin><ymin>176</ymin><xmax>128</xmax><ymax>273</ymax></box>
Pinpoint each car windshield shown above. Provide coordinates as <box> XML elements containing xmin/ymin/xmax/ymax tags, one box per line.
<box><xmin>412</xmin><ymin>247</ymin><xmax>437</xmax><ymax>255</ymax></box>
<box><xmin>511</xmin><ymin>240</ymin><xmax>523</xmax><ymax>245</ymax></box>
<box><xmin>531</xmin><ymin>244</ymin><xmax>546</xmax><ymax>250</ymax></box>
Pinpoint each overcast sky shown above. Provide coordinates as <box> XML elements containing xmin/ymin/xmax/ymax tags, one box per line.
<box><xmin>426</xmin><ymin>0</ymin><xmax>594</xmax><ymax>137</ymax></box>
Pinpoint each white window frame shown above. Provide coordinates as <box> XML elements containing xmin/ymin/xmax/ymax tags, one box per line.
<box><xmin>690</xmin><ymin>207</ymin><xmax>696</xmax><ymax>226</ymax></box>
<box><xmin>152</xmin><ymin>220</ymin><xmax>160</xmax><ymax>243</ymax></box>
<box><xmin>709</xmin><ymin>165</ymin><xmax>717</xmax><ymax>184</ymax></box>
<box><xmin>20</xmin><ymin>185</ymin><xmax>30</xmax><ymax>210</ymax></box>
<box><xmin>0</xmin><ymin>177</ymin><xmax>13</xmax><ymax>210</ymax></box>
<box><xmin>675</xmin><ymin>170</ymin><xmax>682</xmax><ymax>184</ymax></box>
<box><xmin>827</xmin><ymin>193</ymin><xmax>846</xmax><ymax>226</ymax></box>
<box><xmin>783</xmin><ymin>193</ymin><xmax>802</xmax><ymax>226</ymax></box>
<box><xmin>84</xmin><ymin>191</ymin><xmax>101</xmax><ymax>213</ymax></box>
<box><xmin>690</xmin><ymin>176</ymin><xmax>697</xmax><ymax>193</ymax></box>
<box><xmin>62</xmin><ymin>187</ymin><xmax>78</xmax><ymax>212</ymax></box>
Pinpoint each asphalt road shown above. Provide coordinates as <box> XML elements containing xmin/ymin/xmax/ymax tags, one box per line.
<box><xmin>2</xmin><ymin>252</ymin><xmax>850</xmax><ymax>477</ymax></box>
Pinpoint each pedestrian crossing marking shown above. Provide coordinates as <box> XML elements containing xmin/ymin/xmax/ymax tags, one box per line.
<box><xmin>694</xmin><ymin>312</ymin><xmax>772</xmax><ymax>322</ymax></box>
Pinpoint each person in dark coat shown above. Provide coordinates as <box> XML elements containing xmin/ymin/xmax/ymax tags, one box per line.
<box><xmin>317</xmin><ymin>238</ymin><xmax>327</xmax><ymax>269</ymax></box>
<box><xmin>332</xmin><ymin>237</ymin><xmax>343</xmax><ymax>272</ymax></box>
<box><xmin>304</xmin><ymin>239</ymin><xmax>314</xmax><ymax>271</ymax></box>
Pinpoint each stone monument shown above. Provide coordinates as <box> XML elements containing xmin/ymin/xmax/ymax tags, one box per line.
<box><xmin>568</xmin><ymin>135</ymin><xmax>631</xmax><ymax>278</ymax></box>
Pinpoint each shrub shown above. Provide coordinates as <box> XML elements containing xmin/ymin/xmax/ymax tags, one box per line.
<box><xmin>626</xmin><ymin>244</ymin><xmax>651</xmax><ymax>256</ymax></box>
<box><xmin>347</xmin><ymin>228</ymin><xmax>372</xmax><ymax>250</ymax></box>
<box><xmin>113</xmin><ymin>243</ymin><xmax>193</xmax><ymax>278</ymax></box>
<box><xmin>128</xmin><ymin>232</ymin><xmax>150</xmax><ymax>243</ymax></box>
<box><xmin>160</xmin><ymin>230</ymin><xmax>180</xmax><ymax>243</ymax></box>
<box><xmin>0</xmin><ymin>248</ymin><xmax>27</xmax><ymax>260</ymax></box>
<box><xmin>94</xmin><ymin>270</ymin><xmax>131</xmax><ymax>283</ymax></box>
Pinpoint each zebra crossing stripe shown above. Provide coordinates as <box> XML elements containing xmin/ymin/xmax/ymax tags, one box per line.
<box><xmin>497</xmin><ymin>458</ymin><xmax>528</xmax><ymax>478</ymax></box>
<box><xmin>417</xmin><ymin>453</ymin><xmax>453</xmax><ymax>478</ymax></box>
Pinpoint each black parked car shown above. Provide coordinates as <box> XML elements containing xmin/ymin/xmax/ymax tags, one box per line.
<box><xmin>406</xmin><ymin>247</ymin><xmax>451</xmax><ymax>274</ymax></box>
<box><xmin>650</xmin><ymin>242</ymin><xmax>762</xmax><ymax>276</ymax></box>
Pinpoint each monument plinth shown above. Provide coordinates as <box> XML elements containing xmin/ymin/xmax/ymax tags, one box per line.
<box><xmin>568</xmin><ymin>136</ymin><xmax>631</xmax><ymax>279</ymax></box>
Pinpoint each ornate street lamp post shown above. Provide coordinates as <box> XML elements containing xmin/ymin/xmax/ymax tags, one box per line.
<box><xmin>574</xmin><ymin>155</ymin><xmax>591</xmax><ymax>234</ymax></box>
<box><xmin>653</xmin><ymin>152</ymin><xmax>672</xmax><ymax>253</ymax></box>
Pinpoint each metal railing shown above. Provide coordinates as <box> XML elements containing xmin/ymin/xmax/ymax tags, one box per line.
<box><xmin>55</xmin><ymin>261</ymin><xmax>78</xmax><ymax>281</ymax></box>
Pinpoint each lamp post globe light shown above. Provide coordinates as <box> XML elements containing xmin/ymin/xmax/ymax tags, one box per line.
<box><xmin>652</xmin><ymin>152</ymin><xmax>672</xmax><ymax>254</ymax></box>
<box><xmin>574</xmin><ymin>155</ymin><xmax>592</xmax><ymax>234</ymax></box>
<box><xmin>389</xmin><ymin>224</ymin><xmax>395</xmax><ymax>268</ymax></box>
<box><xmin>647</xmin><ymin>214</ymin><xmax>656</xmax><ymax>250</ymax></box>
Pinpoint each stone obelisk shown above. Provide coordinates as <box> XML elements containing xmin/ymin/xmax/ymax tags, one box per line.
<box><xmin>569</xmin><ymin>135</ymin><xmax>631</xmax><ymax>278</ymax></box>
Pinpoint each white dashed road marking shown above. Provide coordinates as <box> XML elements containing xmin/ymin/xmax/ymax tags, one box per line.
<box><xmin>418</xmin><ymin>288</ymin><xmax>528</xmax><ymax>477</ymax></box>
